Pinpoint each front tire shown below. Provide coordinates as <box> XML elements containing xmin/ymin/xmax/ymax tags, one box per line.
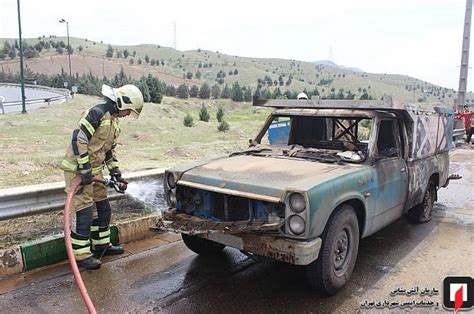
<box><xmin>305</xmin><ymin>205</ymin><xmax>360</xmax><ymax>295</ymax></box>
<box><xmin>182</xmin><ymin>234</ymin><xmax>225</xmax><ymax>256</ymax></box>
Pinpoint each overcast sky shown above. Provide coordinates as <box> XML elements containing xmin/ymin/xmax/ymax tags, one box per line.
<box><xmin>0</xmin><ymin>0</ymin><xmax>471</xmax><ymax>90</ymax></box>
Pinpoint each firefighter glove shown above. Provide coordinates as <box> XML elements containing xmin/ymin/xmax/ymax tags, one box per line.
<box><xmin>80</xmin><ymin>171</ymin><xmax>94</xmax><ymax>185</ymax></box>
<box><xmin>110</xmin><ymin>167</ymin><xmax>122</xmax><ymax>182</ymax></box>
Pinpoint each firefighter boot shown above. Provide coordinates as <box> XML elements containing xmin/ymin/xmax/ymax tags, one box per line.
<box><xmin>71</xmin><ymin>231</ymin><xmax>102</xmax><ymax>269</ymax></box>
<box><xmin>91</xmin><ymin>224</ymin><xmax>124</xmax><ymax>257</ymax></box>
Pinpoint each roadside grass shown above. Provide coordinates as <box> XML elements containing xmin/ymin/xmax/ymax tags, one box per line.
<box><xmin>0</xmin><ymin>94</ymin><xmax>271</xmax><ymax>188</ymax></box>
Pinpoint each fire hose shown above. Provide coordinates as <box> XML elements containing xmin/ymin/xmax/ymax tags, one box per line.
<box><xmin>63</xmin><ymin>176</ymin><xmax>128</xmax><ymax>314</ymax></box>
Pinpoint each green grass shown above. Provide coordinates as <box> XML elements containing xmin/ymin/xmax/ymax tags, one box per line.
<box><xmin>0</xmin><ymin>94</ymin><xmax>271</xmax><ymax>188</ymax></box>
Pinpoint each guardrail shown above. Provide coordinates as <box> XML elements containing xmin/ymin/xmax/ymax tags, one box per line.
<box><xmin>0</xmin><ymin>83</ymin><xmax>71</xmax><ymax>113</ymax></box>
<box><xmin>0</xmin><ymin>169</ymin><xmax>164</xmax><ymax>221</ymax></box>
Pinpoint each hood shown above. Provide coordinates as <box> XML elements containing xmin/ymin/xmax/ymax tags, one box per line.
<box><xmin>178</xmin><ymin>155</ymin><xmax>367</xmax><ymax>199</ymax></box>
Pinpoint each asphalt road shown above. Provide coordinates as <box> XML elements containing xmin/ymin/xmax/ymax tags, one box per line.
<box><xmin>0</xmin><ymin>86</ymin><xmax>65</xmax><ymax>113</ymax></box>
<box><xmin>0</xmin><ymin>149</ymin><xmax>472</xmax><ymax>313</ymax></box>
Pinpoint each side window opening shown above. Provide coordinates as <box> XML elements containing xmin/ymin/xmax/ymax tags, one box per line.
<box><xmin>377</xmin><ymin>120</ymin><xmax>400</xmax><ymax>158</ymax></box>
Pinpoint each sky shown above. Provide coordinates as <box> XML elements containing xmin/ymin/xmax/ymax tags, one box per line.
<box><xmin>0</xmin><ymin>0</ymin><xmax>471</xmax><ymax>90</ymax></box>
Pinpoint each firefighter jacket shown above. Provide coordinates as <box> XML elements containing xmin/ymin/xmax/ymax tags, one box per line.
<box><xmin>60</xmin><ymin>101</ymin><xmax>120</xmax><ymax>175</ymax></box>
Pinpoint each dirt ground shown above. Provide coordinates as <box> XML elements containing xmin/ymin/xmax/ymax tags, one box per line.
<box><xmin>0</xmin><ymin>197</ymin><xmax>158</xmax><ymax>249</ymax></box>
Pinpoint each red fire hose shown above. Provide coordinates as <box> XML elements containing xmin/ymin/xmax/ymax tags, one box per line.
<box><xmin>64</xmin><ymin>176</ymin><xmax>127</xmax><ymax>313</ymax></box>
<box><xmin>63</xmin><ymin>177</ymin><xmax>97</xmax><ymax>314</ymax></box>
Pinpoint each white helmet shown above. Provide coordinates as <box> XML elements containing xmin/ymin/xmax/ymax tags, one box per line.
<box><xmin>102</xmin><ymin>84</ymin><xmax>144</xmax><ymax>118</ymax></box>
<box><xmin>297</xmin><ymin>92</ymin><xmax>308</xmax><ymax>100</ymax></box>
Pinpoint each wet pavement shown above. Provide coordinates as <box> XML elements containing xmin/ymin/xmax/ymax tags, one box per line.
<box><xmin>0</xmin><ymin>149</ymin><xmax>472</xmax><ymax>313</ymax></box>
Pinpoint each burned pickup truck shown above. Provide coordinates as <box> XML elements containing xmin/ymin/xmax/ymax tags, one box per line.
<box><xmin>160</xmin><ymin>96</ymin><xmax>454</xmax><ymax>294</ymax></box>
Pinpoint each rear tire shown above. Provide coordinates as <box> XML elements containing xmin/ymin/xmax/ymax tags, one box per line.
<box><xmin>407</xmin><ymin>183</ymin><xmax>436</xmax><ymax>223</ymax></box>
<box><xmin>305</xmin><ymin>204</ymin><xmax>359</xmax><ymax>295</ymax></box>
<box><xmin>182</xmin><ymin>234</ymin><xmax>225</xmax><ymax>256</ymax></box>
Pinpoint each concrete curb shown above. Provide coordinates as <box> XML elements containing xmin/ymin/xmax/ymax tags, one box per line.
<box><xmin>0</xmin><ymin>214</ymin><xmax>160</xmax><ymax>278</ymax></box>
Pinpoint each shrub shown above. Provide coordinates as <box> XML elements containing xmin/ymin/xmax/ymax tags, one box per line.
<box><xmin>183</xmin><ymin>113</ymin><xmax>194</xmax><ymax>127</ymax></box>
<box><xmin>217</xmin><ymin>120</ymin><xmax>229</xmax><ymax>132</ymax></box>
<box><xmin>199</xmin><ymin>104</ymin><xmax>210</xmax><ymax>122</ymax></box>
<box><xmin>216</xmin><ymin>107</ymin><xmax>224</xmax><ymax>122</ymax></box>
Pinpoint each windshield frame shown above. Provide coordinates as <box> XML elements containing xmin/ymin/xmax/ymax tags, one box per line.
<box><xmin>254</xmin><ymin>109</ymin><xmax>377</xmax><ymax>145</ymax></box>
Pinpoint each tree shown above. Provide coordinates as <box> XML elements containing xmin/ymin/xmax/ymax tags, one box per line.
<box><xmin>199</xmin><ymin>104</ymin><xmax>210</xmax><ymax>122</ymax></box>
<box><xmin>186</xmin><ymin>71</ymin><xmax>193</xmax><ymax>79</ymax></box>
<box><xmin>145</xmin><ymin>54</ymin><xmax>150</xmax><ymax>63</ymax></box>
<box><xmin>150</xmin><ymin>59</ymin><xmax>156</xmax><ymax>66</ymax></box>
<box><xmin>164</xmin><ymin>85</ymin><xmax>176</xmax><ymax>97</ymax></box>
<box><xmin>189</xmin><ymin>85</ymin><xmax>199</xmax><ymax>97</ymax></box>
<box><xmin>231</xmin><ymin>82</ymin><xmax>244</xmax><ymax>101</ymax></box>
<box><xmin>106</xmin><ymin>44</ymin><xmax>114</xmax><ymax>58</ymax></box>
<box><xmin>129</xmin><ymin>58</ymin><xmax>134</xmax><ymax>64</ymax></box>
<box><xmin>199</xmin><ymin>83</ymin><xmax>211</xmax><ymax>98</ymax></box>
<box><xmin>176</xmin><ymin>83</ymin><xmax>189</xmax><ymax>99</ymax></box>
<box><xmin>211</xmin><ymin>84</ymin><xmax>221</xmax><ymax>98</ymax></box>
<box><xmin>217</xmin><ymin>120</ymin><xmax>229</xmax><ymax>132</ymax></box>
<box><xmin>216</xmin><ymin>107</ymin><xmax>224</xmax><ymax>122</ymax></box>
<box><xmin>244</xmin><ymin>87</ymin><xmax>252</xmax><ymax>102</ymax></box>
<box><xmin>56</xmin><ymin>47</ymin><xmax>64</xmax><ymax>54</ymax></box>
<box><xmin>360</xmin><ymin>92</ymin><xmax>369</xmax><ymax>100</ymax></box>
<box><xmin>78</xmin><ymin>45</ymin><xmax>83</xmax><ymax>52</ymax></box>
<box><xmin>234</xmin><ymin>69</ymin><xmax>238</xmax><ymax>75</ymax></box>
<box><xmin>123</xmin><ymin>49</ymin><xmax>129</xmax><ymax>58</ymax></box>
<box><xmin>137</xmin><ymin>58</ymin><xmax>142</xmax><ymax>65</ymax></box>
<box><xmin>195</xmin><ymin>70</ymin><xmax>201</xmax><ymax>79</ymax></box>
<box><xmin>221</xmin><ymin>84</ymin><xmax>231</xmax><ymax>99</ymax></box>
<box><xmin>183</xmin><ymin>114</ymin><xmax>194</xmax><ymax>127</ymax></box>
<box><xmin>116</xmin><ymin>50</ymin><xmax>123</xmax><ymax>58</ymax></box>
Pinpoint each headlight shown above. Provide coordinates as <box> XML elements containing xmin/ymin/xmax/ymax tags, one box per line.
<box><xmin>166</xmin><ymin>172</ymin><xmax>176</xmax><ymax>188</ymax></box>
<box><xmin>167</xmin><ymin>189</ymin><xmax>176</xmax><ymax>206</ymax></box>
<box><xmin>289</xmin><ymin>193</ymin><xmax>306</xmax><ymax>213</ymax></box>
<box><xmin>288</xmin><ymin>215</ymin><xmax>305</xmax><ymax>235</ymax></box>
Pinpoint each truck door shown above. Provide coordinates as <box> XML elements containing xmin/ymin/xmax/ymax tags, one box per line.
<box><xmin>371</xmin><ymin>119</ymin><xmax>409</xmax><ymax>231</ymax></box>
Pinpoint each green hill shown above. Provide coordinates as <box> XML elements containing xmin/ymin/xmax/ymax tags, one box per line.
<box><xmin>0</xmin><ymin>36</ymin><xmax>467</xmax><ymax>105</ymax></box>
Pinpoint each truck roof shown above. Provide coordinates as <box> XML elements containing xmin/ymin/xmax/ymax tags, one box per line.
<box><xmin>252</xmin><ymin>95</ymin><xmax>449</xmax><ymax>114</ymax></box>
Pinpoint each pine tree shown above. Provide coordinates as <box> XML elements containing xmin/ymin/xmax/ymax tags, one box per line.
<box><xmin>216</xmin><ymin>107</ymin><xmax>224</xmax><ymax>122</ymax></box>
<box><xmin>183</xmin><ymin>113</ymin><xmax>194</xmax><ymax>127</ymax></box>
<box><xmin>189</xmin><ymin>85</ymin><xmax>199</xmax><ymax>97</ymax></box>
<box><xmin>176</xmin><ymin>84</ymin><xmax>189</xmax><ymax>99</ymax></box>
<box><xmin>221</xmin><ymin>84</ymin><xmax>231</xmax><ymax>99</ymax></box>
<box><xmin>231</xmin><ymin>82</ymin><xmax>244</xmax><ymax>101</ymax></box>
<box><xmin>199</xmin><ymin>83</ymin><xmax>210</xmax><ymax>99</ymax></box>
<box><xmin>106</xmin><ymin>44</ymin><xmax>114</xmax><ymax>58</ymax></box>
<box><xmin>199</xmin><ymin>104</ymin><xmax>210</xmax><ymax>122</ymax></box>
<box><xmin>217</xmin><ymin>120</ymin><xmax>229</xmax><ymax>132</ymax></box>
<box><xmin>211</xmin><ymin>84</ymin><xmax>221</xmax><ymax>98</ymax></box>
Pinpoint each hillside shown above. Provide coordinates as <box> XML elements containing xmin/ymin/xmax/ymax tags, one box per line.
<box><xmin>0</xmin><ymin>36</ymin><xmax>466</xmax><ymax>105</ymax></box>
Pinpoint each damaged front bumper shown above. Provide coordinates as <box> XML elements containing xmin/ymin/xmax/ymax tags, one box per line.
<box><xmin>156</xmin><ymin>213</ymin><xmax>321</xmax><ymax>265</ymax></box>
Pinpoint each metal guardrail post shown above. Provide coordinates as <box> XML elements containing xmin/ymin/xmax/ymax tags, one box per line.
<box><xmin>0</xmin><ymin>96</ymin><xmax>4</xmax><ymax>114</ymax></box>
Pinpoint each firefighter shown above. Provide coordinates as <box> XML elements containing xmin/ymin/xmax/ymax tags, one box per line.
<box><xmin>60</xmin><ymin>84</ymin><xmax>144</xmax><ymax>269</ymax></box>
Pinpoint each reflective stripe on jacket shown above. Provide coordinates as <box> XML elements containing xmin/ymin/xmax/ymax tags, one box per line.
<box><xmin>60</xmin><ymin>102</ymin><xmax>120</xmax><ymax>174</ymax></box>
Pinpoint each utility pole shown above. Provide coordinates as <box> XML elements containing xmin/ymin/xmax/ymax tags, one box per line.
<box><xmin>457</xmin><ymin>0</ymin><xmax>472</xmax><ymax>112</ymax></box>
<box><xmin>17</xmin><ymin>0</ymin><xmax>26</xmax><ymax>113</ymax></box>
<box><xmin>59</xmin><ymin>19</ymin><xmax>73</xmax><ymax>89</ymax></box>
<box><xmin>173</xmin><ymin>21</ymin><xmax>177</xmax><ymax>50</ymax></box>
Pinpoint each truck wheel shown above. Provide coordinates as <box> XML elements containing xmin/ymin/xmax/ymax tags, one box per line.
<box><xmin>305</xmin><ymin>205</ymin><xmax>359</xmax><ymax>295</ymax></box>
<box><xmin>407</xmin><ymin>183</ymin><xmax>436</xmax><ymax>223</ymax></box>
<box><xmin>182</xmin><ymin>234</ymin><xmax>225</xmax><ymax>256</ymax></box>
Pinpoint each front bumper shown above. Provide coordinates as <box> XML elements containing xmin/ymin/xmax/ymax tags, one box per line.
<box><xmin>157</xmin><ymin>212</ymin><xmax>321</xmax><ymax>265</ymax></box>
<box><xmin>203</xmin><ymin>233</ymin><xmax>321</xmax><ymax>266</ymax></box>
